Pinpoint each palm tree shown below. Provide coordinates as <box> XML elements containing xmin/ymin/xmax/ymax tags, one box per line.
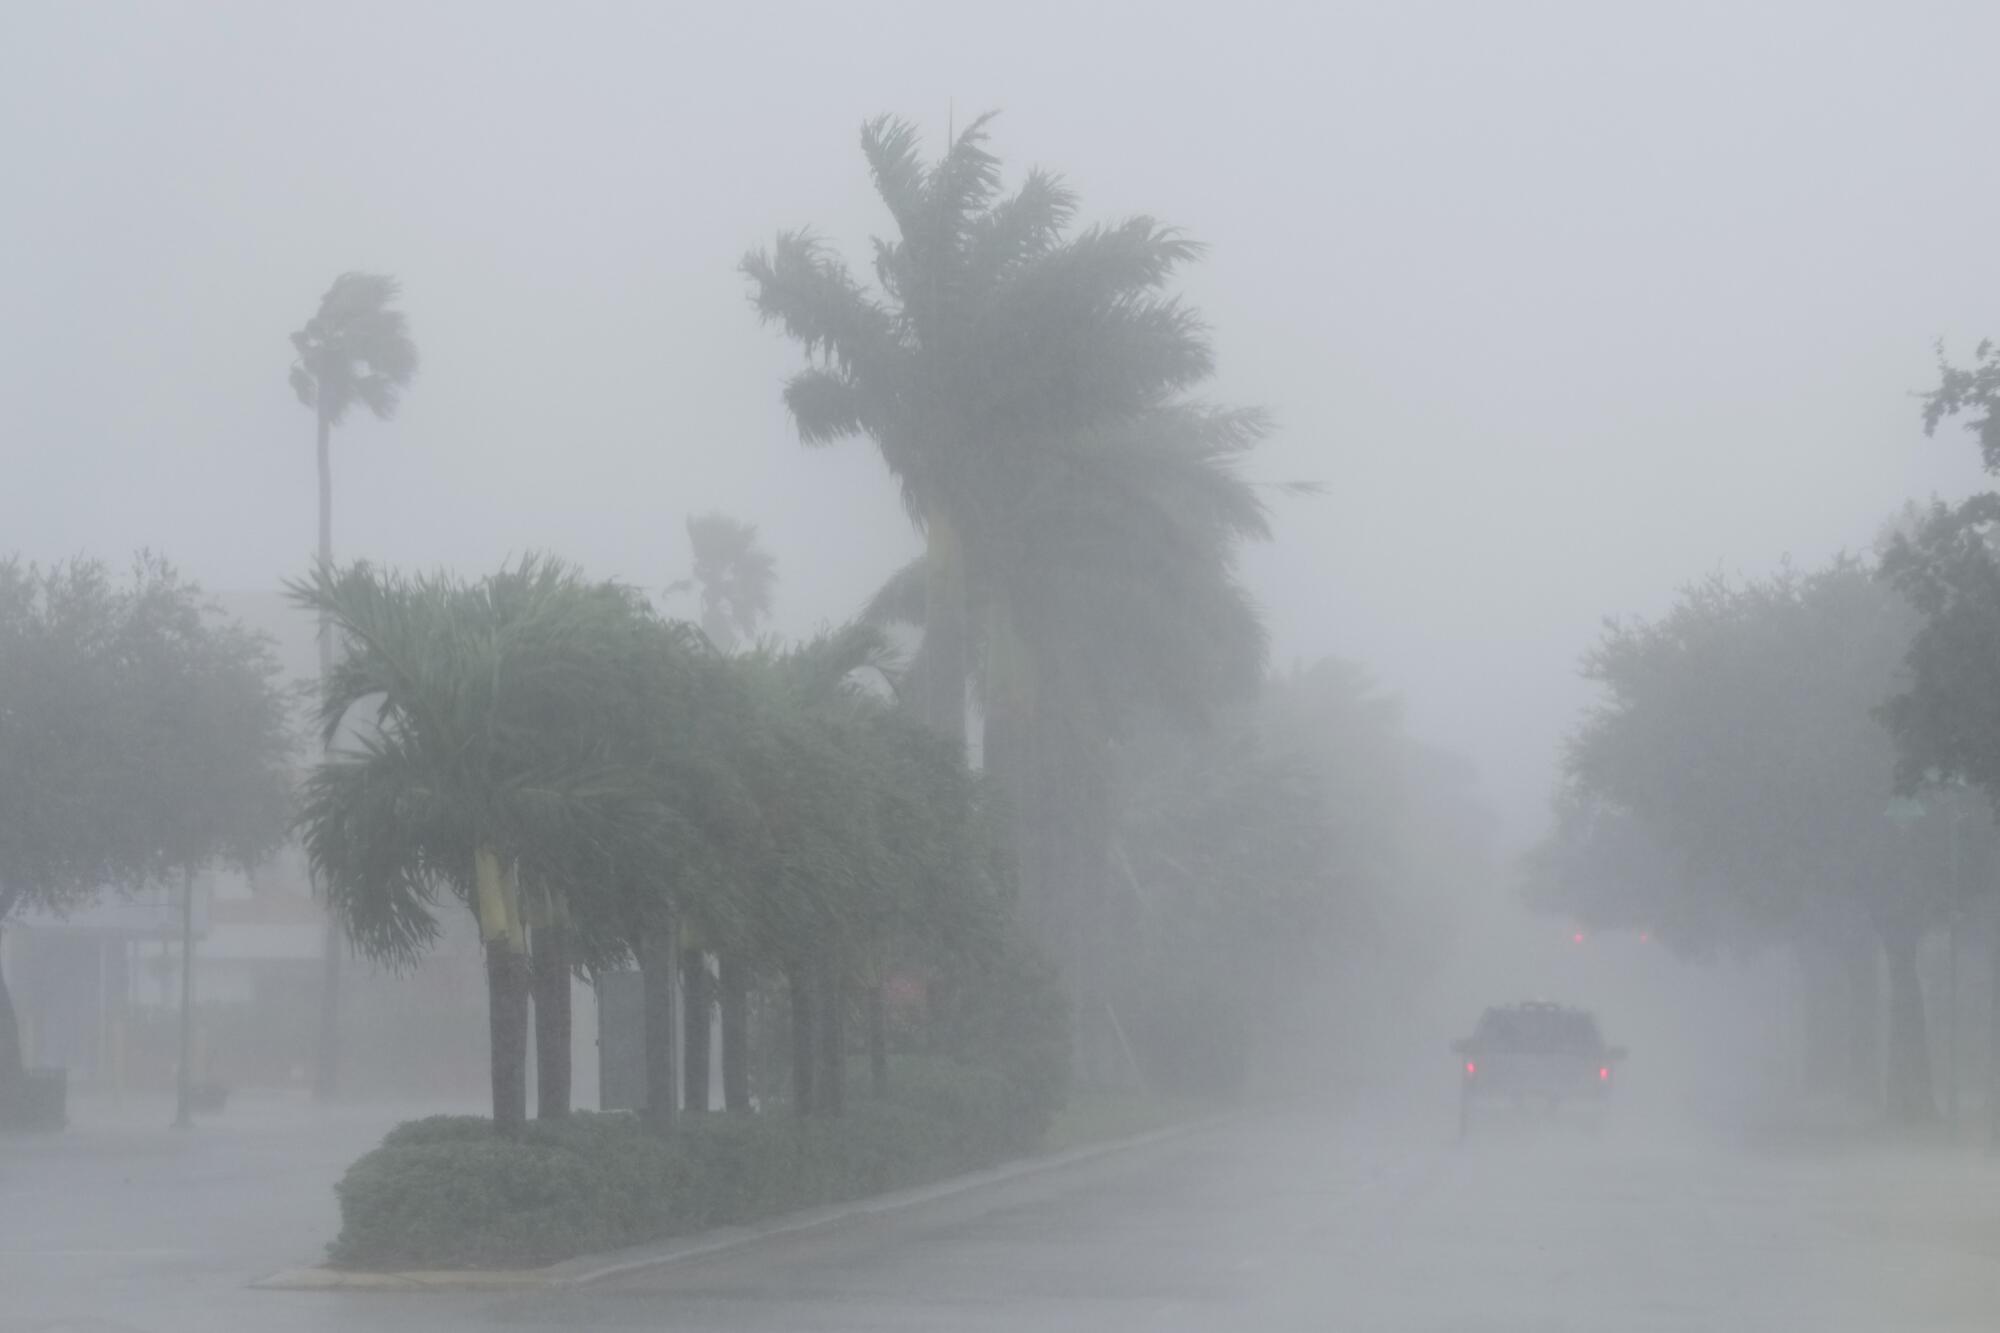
<box><xmin>743</xmin><ymin>113</ymin><xmax>1220</xmax><ymax>742</ymax></box>
<box><xmin>289</xmin><ymin>272</ymin><xmax>417</xmax><ymax>1100</ymax></box>
<box><xmin>666</xmin><ymin>511</ymin><xmax>776</xmax><ymax>1111</ymax></box>
<box><xmin>671</xmin><ymin>512</ymin><xmax>777</xmax><ymax>654</ymax></box>
<box><xmin>290</xmin><ymin>558</ymin><xmax>665</xmax><ymax>1132</ymax></box>
<box><xmin>745</xmin><ymin>117</ymin><xmax>1275</xmax><ymax>1080</ymax></box>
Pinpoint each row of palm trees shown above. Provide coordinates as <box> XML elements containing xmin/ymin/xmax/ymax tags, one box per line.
<box><xmin>292</xmin><ymin>557</ymin><xmax>1012</xmax><ymax>1130</ymax></box>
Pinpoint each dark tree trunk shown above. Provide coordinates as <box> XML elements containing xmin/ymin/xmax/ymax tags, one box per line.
<box><xmin>640</xmin><ymin>932</ymin><xmax>676</xmax><ymax>1127</ymax></box>
<box><xmin>1842</xmin><ymin>934</ymin><xmax>1880</xmax><ymax>1109</ymax></box>
<box><xmin>1881</xmin><ymin>920</ymin><xmax>1938</xmax><ymax>1126</ymax></box>
<box><xmin>868</xmin><ymin>981</ymin><xmax>889</xmax><ymax>1101</ymax></box>
<box><xmin>532</xmin><ymin>924</ymin><xmax>571</xmax><ymax>1119</ymax></box>
<box><xmin>486</xmin><ymin>944</ymin><xmax>531</xmax><ymax>1135</ymax></box>
<box><xmin>719</xmin><ymin>952</ymin><xmax>750</xmax><ymax>1113</ymax></box>
<box><xmin>173</xmin><ymin>866</ymin><xmax>196</xmax><ymax>1129</ymax></box>
<box><xmin>0</xmin><ymin>897</ymin><xmax>24</xmax><ymax>1107</ymax></box>
<box><xmin>1988</xmin><ymin>914</ymin><xmax>2000</xmax><ymax>1152</ymax></box>
<box><xmin>816</xmin><ymin>955</ymin><xmax>846</xmax><ymax>1117</ymax></box>
<box><xmin>681</xmin><ymin>947</ymin><xmax>711</xmax><ymax>1114</ymax></box>
<box><xmin>313</xmin><ymin>405</ymin><xmax>343</xmax><ymax>1104</ymax></box>
<box><xmin>788</xmin><ymin>964</ymin><xmax>816</xmax><ymax>1117</ymax></box>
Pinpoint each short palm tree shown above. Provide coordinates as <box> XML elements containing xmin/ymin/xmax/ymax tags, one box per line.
<box><xmin>290</xmin><ymin>557</ymin><xmax>665</xmax><ymax>1132</ymax></box>
<box><xmin>289</xmin><ymin>271</ymin><xmax>417</xmax><ymax>1099</ymax></box>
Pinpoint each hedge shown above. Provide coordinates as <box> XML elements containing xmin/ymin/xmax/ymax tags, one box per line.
<box><xmin>330</xmin><ymin>1058</ymin><xmax>1051</xmax><ymax>1270</ymax></box>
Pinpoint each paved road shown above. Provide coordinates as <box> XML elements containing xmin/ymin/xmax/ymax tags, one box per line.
<box><xmin>7</xmin><ymin>1097</ymin><xmax>2000</xmax><ymax>1332</ymax></box>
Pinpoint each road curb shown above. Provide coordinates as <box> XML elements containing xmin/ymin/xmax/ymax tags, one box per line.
<box><xmin>251</xmin><ymin>1110</ymin><xmax>1234</xmax><ymax>1293</ymax></box>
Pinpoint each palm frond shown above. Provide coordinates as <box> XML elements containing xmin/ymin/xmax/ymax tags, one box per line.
<box><xmin>740</xmin><ymin>232</ymin><xmax>901</xmax><ymax>381</ymax></box>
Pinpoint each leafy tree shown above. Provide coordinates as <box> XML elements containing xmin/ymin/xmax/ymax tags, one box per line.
<box><xmin>289</xmin><ymin>271</ymin><xmax>418</xmax><ymax>1099</ymax></box>
<box><xmin>1114</xmin><ymin>659</ymin><xmax>1490</xmax><ymax>1095</ymax></box>
<box><xmin>1560</xmin><ymin>560</ymin><xmax>1949</xmax><ymax>1122</ymax></box>
<box><xmin>0</xmin><ymin>557</ymin><xmax>292</xmax><ymax>1113</ymax></box>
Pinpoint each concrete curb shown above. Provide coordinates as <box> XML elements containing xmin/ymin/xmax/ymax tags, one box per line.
<box><xmin>251</xmin><ymin>1110</ymin><xmax>1233</xmax><ymax>1293</ymax></box>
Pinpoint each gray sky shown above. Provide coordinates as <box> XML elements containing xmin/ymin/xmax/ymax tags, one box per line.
<box><xmin>5</xmin><ymin>0</ymin><xmax>1997</xmax><ymax>849</ymax></box>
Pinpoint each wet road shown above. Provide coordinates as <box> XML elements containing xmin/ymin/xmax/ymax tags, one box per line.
<box><xmin>8</xmin><ymin>1098</ymin><xmax>2000</xmax><ymax>1332</ymax></box>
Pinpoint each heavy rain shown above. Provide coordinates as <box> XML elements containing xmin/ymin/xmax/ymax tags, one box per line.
<box><xmin>4</xmin><ymin>3</ymin><xmax>2000</xmax><ymax>1330</ymax></box>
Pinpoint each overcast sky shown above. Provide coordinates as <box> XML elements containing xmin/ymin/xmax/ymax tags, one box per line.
<box><xmin>6</xmin><ymin>1</ymin><xmax>1998</xmax><ymax>849</ymax></box>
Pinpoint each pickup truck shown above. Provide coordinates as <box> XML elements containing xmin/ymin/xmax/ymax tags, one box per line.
<box><xmin>1453</xmin><ymin>1002</ymin><xmax>1627</xmax><ymax>1137</ymax></box>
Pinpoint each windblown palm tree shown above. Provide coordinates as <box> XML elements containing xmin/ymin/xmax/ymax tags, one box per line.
<box><xmin>745</xmin><ymin>116</ymin><xmax>1277</xmax><ymax>1079</ymax></box>
<box><xmin>671</xmin><ymin>512</ymin><xmax>777</xmax><ymax>654</ymax></box>
<box><xmin>290</xmin><ymin>558</ymin><xmax>669</xmax><ymax>1131</ymax></box>
<box><xmin>743</xmin><ymin>113</ymin><xmax>1238</xmax><ymax>742</ymax></box>
<box><xmin>289</xmin><ymin>271</ymin><xmax>417</xmax><ymax>1099</ymax></box>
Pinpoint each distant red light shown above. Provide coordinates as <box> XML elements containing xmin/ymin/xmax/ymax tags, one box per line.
<box><xmin>1639</xmin><ymin>930</ymin><xmax>1651</xmax><ymax>943</ymax></box>
<box><xmin>1572</xmin><ymin>931</ymin><xmax>1585</xmax><ymax>945</ymax></box>
<box><xmin>1599</xmin><ymin>1066</ymin><xmax>1610</xmax><ymax>1081</ymax></box>
<box><xmin>1465</xmin><ymin>1061</ymin><xmax>1477</xmax><ymax>1078</ymax></box>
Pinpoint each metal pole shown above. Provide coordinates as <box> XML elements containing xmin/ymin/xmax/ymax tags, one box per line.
<box><xmin>173</xmin><ymin>866</ymin><xmax>195</xmax><ymax>1129</ymax></box>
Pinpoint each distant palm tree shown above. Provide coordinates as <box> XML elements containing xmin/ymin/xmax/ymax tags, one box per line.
<box><xmin>288</xmin><ymin>272</ymin><xmax>417</xmax><ymax>1099</ymax></box>
<box><xmin>669</xmin><ymin>512</ymin><xmax>777</xmax><ymax>654</ymax></box>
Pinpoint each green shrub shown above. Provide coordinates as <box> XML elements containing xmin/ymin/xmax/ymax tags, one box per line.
<box><xmin>329</xmin><ymin>1076</ymin><xmax>1057</xmax><ymax>1272</ymax></box>
<box><xmin>330</xmin><ymin>1122</ymin><xmax>690</xmax><ymax>1269</ymax></box>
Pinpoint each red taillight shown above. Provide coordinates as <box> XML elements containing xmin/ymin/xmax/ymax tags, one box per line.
<box><xmin>1598</xmin><ymin>1066</ymin><xmax>1610</xmax><ymax>1081</ymax></box>
<box><xmin>1465</xmin><ymin>1061</ymin><xmax>1477</xmax><ymax>1077</ymax></box>
<box><xmin>1572</xmin><ymin>931</ymin><xmax>1585</xmax><ymax>944</ymax></box>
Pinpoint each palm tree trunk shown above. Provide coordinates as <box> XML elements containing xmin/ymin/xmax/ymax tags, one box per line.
<box><xmin>313</xmin><ymin>404</ymin><xmax>343</xmax><ymax>1103</ymax></box>
<box><xmin>868</xmin><ymin>981</ymin><xmax>889</xmax><ymax>1100</ymax></box>
<box><xmin>788</xmin><ymin>963</ymin><xmax>815</xmax><ymax>1117</ymax></box>
<box><xmin>681</xmin><ymin>947</ymin><xmax>710</xmax><ymax>1113</ymax></box>
<box><xmin>719</xmin><ymin>952</ymin><xmax>750</xmax><ymax>1113</ymax></box>
<box><xmin>485</xmin><ymin>943</ymin><xmax>531</xmax><ymax>1134</ymax></box>
<box><xmin>532</xmin><ymin>924</ymin><xmax>571</xmax><ymax>1119</ymax></box>
<box><xmin>1882</xmin><ymin>918</ymin><xmax>1938</xmax><ymax>1126</ymax></box>
<box><xmin>815</xmin><ymin>954</ymin><xmax>845</xmax><ymax>1117</ymax></box>
<box><xmin>921</xmin><ymin>517</ymin><xmax>968</xmax><ymax>745</ymax></box>
<box><xmin>640</xmin><ymin>930</ymin><xmax>676</xmax><ymax>1127</ymax></box>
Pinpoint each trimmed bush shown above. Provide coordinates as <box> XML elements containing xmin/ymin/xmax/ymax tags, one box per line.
<box><xmin>330</xmin><ymin>1061</ymin><xmax>1055</xmax><ymax>1271</ymax></box>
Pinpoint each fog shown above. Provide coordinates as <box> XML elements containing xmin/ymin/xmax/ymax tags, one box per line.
<box><xmin>7</xmin><ymin>2</ymin><xmax>2000</xmax><ymax>1328</ymax></box>
<box><xmin>9</xmin><ymin>2</ymin><xmax>1997</xmax><ymax>844</ymax></box>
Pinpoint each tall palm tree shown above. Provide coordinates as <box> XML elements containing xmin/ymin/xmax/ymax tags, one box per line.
<box><xmin>288</xmin><ymin>272</ymin><xmax>417</xmax><ymax>1099</ymax></box>
<box><xmin>743</xmin><ymin>113</ymin><xmax>1220</xmax><ymax>742</ymax></box>
<box><xmin>290</xmin><ymin>558</ymin><xmax>665</xmax><ymax>1132</ymax></box>
<box><xmin>745</xmin><ymin>117</ymin><xmax>1275</xmax><ymax>1079</ymax></box>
